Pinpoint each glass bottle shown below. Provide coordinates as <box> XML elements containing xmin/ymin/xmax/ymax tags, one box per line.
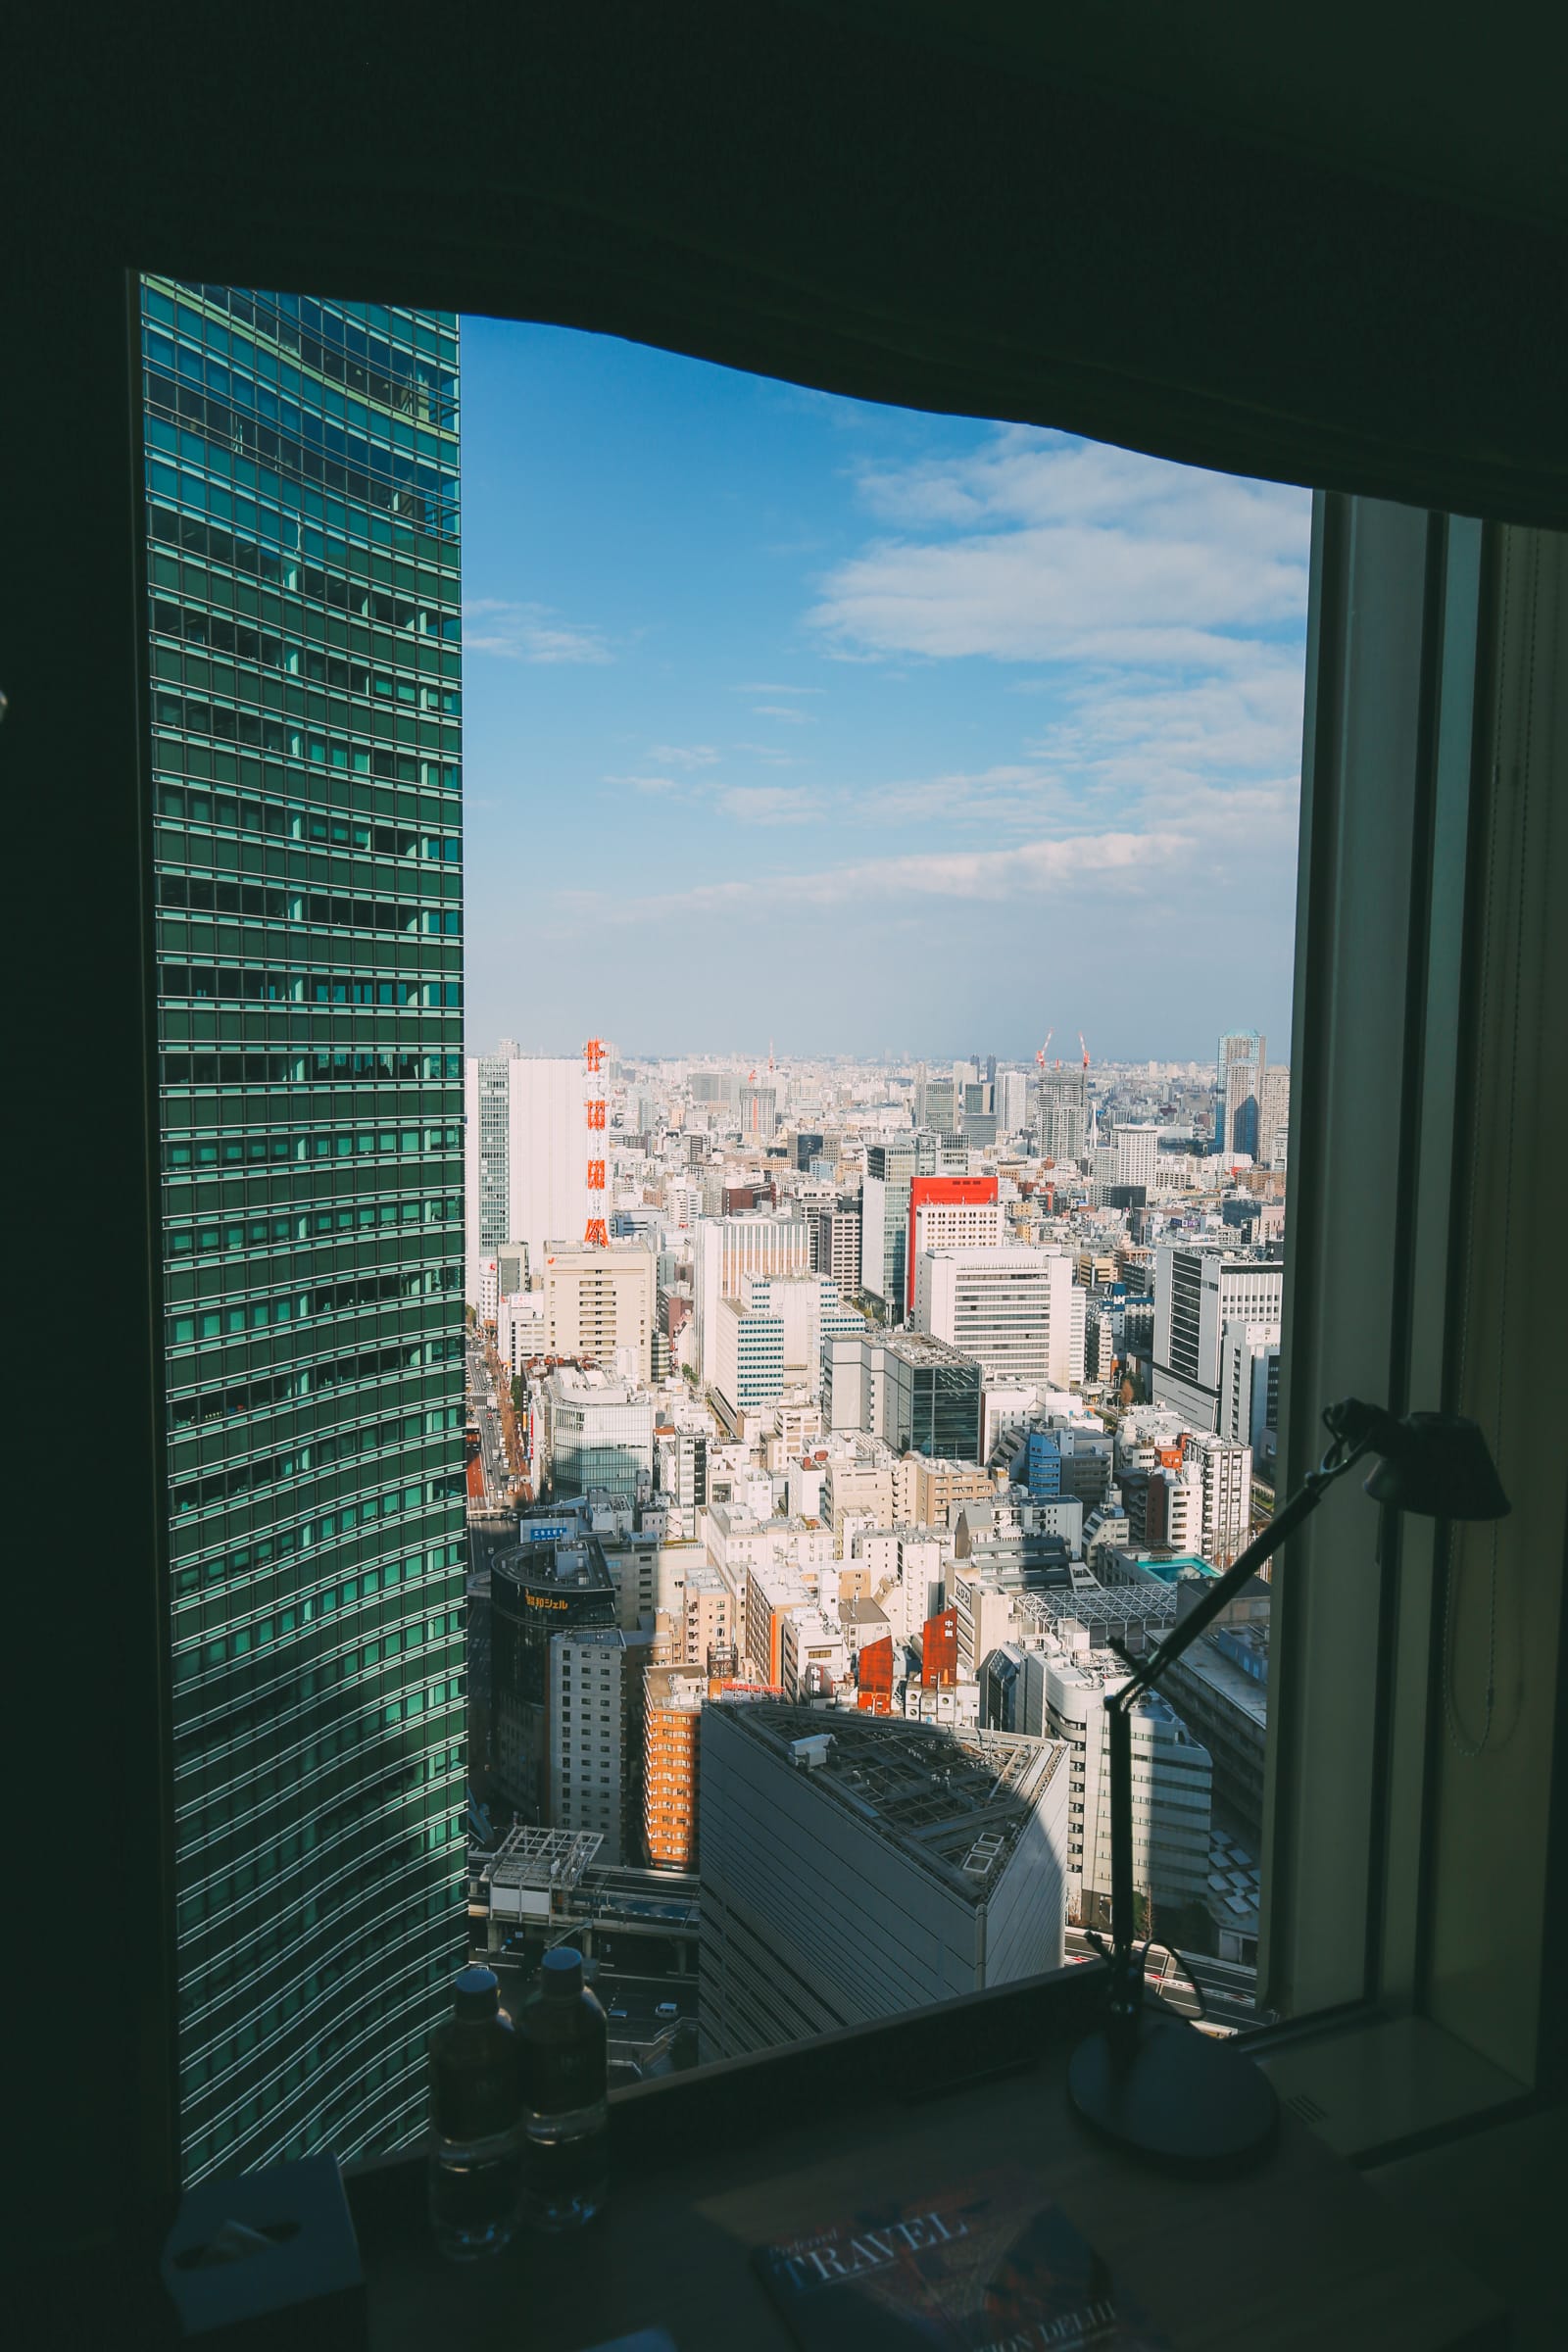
<box><xmin>426</xmin><ymin>1964</ymin><xmax>523</xmax><ymax>2261</ymax></box>
<box><xmin>516</xmin><ymin>1946</ymin><xmax>609</xmax><ymax>2230</ymax></box>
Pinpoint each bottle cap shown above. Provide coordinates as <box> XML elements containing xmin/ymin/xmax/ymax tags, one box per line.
<box><xmin>541</xmin><ymin>1947</ymin><xmax>584</xmax><ymax>1997</ymax></box>
<box><xmin>453</xmin><ymin>1964</ymin><xmax>501</xmax><ymax>2019</ymax></box>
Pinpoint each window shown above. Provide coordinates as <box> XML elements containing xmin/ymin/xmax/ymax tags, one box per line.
<box><xmin>460</xmin><ymin>318</ymin><xmax>1311</xmax><ymax>2078</ymax></box>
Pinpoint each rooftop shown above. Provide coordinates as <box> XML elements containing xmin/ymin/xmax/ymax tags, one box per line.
<box><xmin>712</xmin><ymin>1700</ymin><xmax>1064</xmax><ymax>1901</ymax></box>
<box><xmin>482</xmin><ymin>1823</ymin><xmax>603</xmax><ymax>1896</ymax></box>
<box><xmin>1161</xmin><ymin>1629</ymin><xmax>1270</xmax><ymax>1734</ymax></box>
<box><xmin>493</xmin><ymin>1530</ymin><xmax>614</xmax><ymax>1597</ymax></box>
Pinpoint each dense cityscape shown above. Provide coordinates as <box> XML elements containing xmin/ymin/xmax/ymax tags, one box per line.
<box><xmin>463</xmin><ymin>1037</ymin><xmax>1286</xmax><ymax>2076</ymax></box>
<box><xmin>142</xmin><ymin>273</ymin><xmax>1292</xmax><ymax>2180</ymax></box>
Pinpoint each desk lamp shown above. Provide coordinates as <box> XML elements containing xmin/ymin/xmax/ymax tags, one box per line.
<box><xmin>1066</xmin><ymin>1396</ymin><xmax>1508</xmax><ymax>2169</ymax></box>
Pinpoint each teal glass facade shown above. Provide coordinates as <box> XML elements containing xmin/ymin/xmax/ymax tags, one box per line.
<box><xmin>141</xmin><ymin>278</ymin><xmax>467</xmax><ymax>2180</ymax></box>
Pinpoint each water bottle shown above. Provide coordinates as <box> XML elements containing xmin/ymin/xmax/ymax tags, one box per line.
<box><xmin>516</xmin><ymin>1946</ymin><xmax>609</xmax><ymax>2230</ymax></box>
<box><xmin>427</xmin><ymin>1965</ymin><xmax>523</xmax><ymax>2261</ymax></box>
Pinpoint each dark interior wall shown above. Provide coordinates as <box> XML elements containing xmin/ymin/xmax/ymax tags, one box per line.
<box><xmin>6</xmin><ymin>0</ymin><xmax>1568</xmax><ymax>2279</ymax></box>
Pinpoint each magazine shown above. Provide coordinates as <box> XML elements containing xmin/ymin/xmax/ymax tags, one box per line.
<box><xmin>752</xmin><ymin>2166</ymin><xmax>1171</xmax><ymax>2350</ymax></box>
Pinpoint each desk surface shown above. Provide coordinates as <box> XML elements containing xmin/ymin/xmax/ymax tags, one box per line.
<box><xmin>359</xmin><ymin>2027</ymin><xmax>1507</xmax><ymax>2351</ymax></box>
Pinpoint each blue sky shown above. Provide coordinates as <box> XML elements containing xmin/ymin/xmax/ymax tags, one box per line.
<box><xmin>459</xmin><ymin>317</ymin><xmax>1312</xmax><ymax>1064</ymax></box>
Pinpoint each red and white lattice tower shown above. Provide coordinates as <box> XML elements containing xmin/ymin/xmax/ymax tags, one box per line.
<box><xmin>582</xmin><ymin>1038</ymin><xmax>609</xmax><ymax>1246</ymax></box>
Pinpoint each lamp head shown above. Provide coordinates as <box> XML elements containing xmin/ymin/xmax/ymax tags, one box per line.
<box><xmin>1361</xmin><ymin>1411</ymin><xmax>1509</xmax><ymax>1520</ymax></box>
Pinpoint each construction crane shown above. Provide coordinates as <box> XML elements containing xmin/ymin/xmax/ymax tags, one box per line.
<box><xmin>1035</xmin><ymin>1028</ymin><xmax>1054</xmax><ymax>1072</ymax></box>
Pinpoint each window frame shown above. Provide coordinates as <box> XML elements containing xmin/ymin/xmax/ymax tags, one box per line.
<box><xmin>13</xmin><ymin>253</ymin><xmax>1565</xmax><ymax>2266</ymax></box>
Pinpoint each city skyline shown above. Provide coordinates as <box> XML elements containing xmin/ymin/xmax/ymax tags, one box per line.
<box><xmin>461</xmin><ymin>318</ymin><xmax>1312</xmax><ymax>1060</ymax></box>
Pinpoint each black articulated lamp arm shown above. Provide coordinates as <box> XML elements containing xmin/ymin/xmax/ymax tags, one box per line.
<box><xmin>1070</xmin><ymin>1396</ymin><xmax>1507</xmax><ymax>2166</ymax></box>
<box><xmin>1099</xmin><ymin>1398</ymin><xmax>1389</xmax><ymax>2022</ymax></box>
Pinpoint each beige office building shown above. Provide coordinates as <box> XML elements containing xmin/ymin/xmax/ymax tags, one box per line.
<box><xmin>541</xmin><ymin>1240</ymin><xmax>655</xmax><ymax>1381</ymax></box>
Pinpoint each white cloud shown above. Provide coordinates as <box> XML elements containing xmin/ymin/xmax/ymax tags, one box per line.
<box><xmin>463</xmin><ymin>598</ymin><xmax>612</xmax><ymax>664</ymax></box>
<box><xmin>603</xmin><ymin>772</ymin><xmax>687</xmax><ymax>797</ymax></box>
<box><xmin>647</xmin><ymin>742</ymin><xmax>720</xmax><ymax>769</ymax></box>
<box><xmin>731</xmin><ymin>682</ymin><xmax>825</xmax><ymax>696</ymax></box>
<box><xmin>808</xmin><ymin>428</ymin><xmax>1310</xmax><ymax>667</ymax></box>
<box><xmin>751</xmin><ymin>704</ymin><xmax>813</xmax><ymax>723</ymax></box>
<box><xmin>715</xmin><ymin>785</ymin><xmax>820</xmax><ymax>825</ymax></box>
<box><xmin>570</xmin><ymin>825</ymin><xmax>1182</xmax><ymax>925</ymax></box>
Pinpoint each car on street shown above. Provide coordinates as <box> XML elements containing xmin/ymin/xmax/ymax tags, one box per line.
<box><xmin>655</xmin><ymin>2000</ymin><xmax>679</xmax><ymax>2019</ymax></box>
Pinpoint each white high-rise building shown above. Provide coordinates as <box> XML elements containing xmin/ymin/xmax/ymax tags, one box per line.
<box><xmin>692</xmin><ymin>1211</ymin><xmax>811</xmax><ymax>1379</ymax></box>
<box><xmin>1152</xmin><ymin>1246</ymin><xmax>1284</xmax><ymax>1430</ymax></box>
<box><xmin>1218</xmin><ymin>1320</ymin><xmax>1281</xmax><ymax>1458</ymax></box>
<box><xmin>1215</xmin><ymin>1031</ymin><xmax>1267</xmax><ymax>1159</ymax></box>
<box><xmin>547</xmin><ymin>1625</ymin><xmax>654</xmax><ymax>1866</ymax></box>
<box><xmin>996</xmin><ymin>1070</ymin><xmax>1029</xmax><ymax>1135</ymax></box>
<box><xmin>1110</xmin><ymin>1124</ymin><xmax>1163</xmax><ymax>1191</ymax></box>
<box><xmin>986</xmin><ymin>1633</ymin><xmax>1211</xmax><ymax>1930</ymax></box>
<box><xmin>464</xmin><ymin>1050</ymin><xmax>590</xmax><ymax>1308</ymax></box>
<box><xmin>911</xmin><ymin>1195</ymin><xmax>1004</xmax><ymax>1266</ymax></box>
<box><xmin>914</xmin><ymin>1246</ymin><xmax>1086</xmax><ymax>1391</ymax></box>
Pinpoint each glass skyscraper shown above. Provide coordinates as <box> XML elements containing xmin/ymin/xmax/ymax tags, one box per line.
<box><xmin>141</xmin><ymin>278</ymin><xmax>466</xmax><ymax>2180</ymax></box>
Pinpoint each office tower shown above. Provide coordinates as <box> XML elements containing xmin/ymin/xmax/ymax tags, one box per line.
<box><xmin>821</xmin><ymin>1328</ymin><xmax>984</xmax><ymax>1460</ymax></box>
<box><xmin>491</xmin><ymin>1531</ymin><xmax>617</xmax><ymax>1819</ymax></box>
<box><xmin>914</xmin><ymin>1246</ymin><xmax>1086</xmax><ymax>1391</ymax></box>
<box><xmin>1215</xmin><ymin>1030</ymin><xmax>1266</xmax><ymax>1155</ymax></box>
<box><xmin>996</xmin><ymin>1069</ymin><xmax>1029</xmax><ymax>1135</ymax></box>
<box><xmin>692</xmin><ymin>1211</ymin><xmax>811</xmax><ymax>1377</ymax></box>
<box><xmin>1152</xmin><ymin>1245</ymin><xmax>1284</xmax><ymax>1429</ymax></box>
<box><xmin>1259</xmin><ymin>1064</ymin><xmax>1291</xmax><ymax>1168</ymax></box>
<box><xmin>709</xmin><ymin>1272</ymin><xmax>863</xmax><ymax>1429</ymax></box>
<box><xmin>859</xmin><ymin>1136</ymin><xmax>939</xmax><ymax>1316</ymax></box>
<box><xmin>144</xmin><ymin>278</ymin><xmax>466</xmax><ymax>2180</ymax></box>
<box><xmin>738</xmin><ymin>1079</ymin><xmax>777</xmax><ymax>1138</ymax></box>
<box><xmin>1218</xmin><ymin>1321</ymin><xmax>1281</xmax><ymax>1461</ymax></box>
<box><xmin>463</xmin><ymin>1053</ymin><xmax>590</xmax><ymax>1308</ymax></box>
<box><xmin>698</xmin><ymin>1705</ymin><xmax>1068</xmax><ymax>2059</ymax></box>
<box><xmin>469</xmin><ymin>1053</ymin><xmax>512</xmax><ymax>1296</ymax></box>
<box><xmin>795</xmin><ymin>1131</ymin><xmax>826</xmax><ymax>1170</ymax></box>
<box><xmin>906</xmin><ymin>1174</ymin><xmax>1001</xmax><ymax>1312</ymax></box>
<box><xmin>811</xmin><ymin>1197</ymin><xmax>862</xmax><ymax>1298</ymax></box>
<box><xmin>540</xmin><ymin>1240</ymin><xmax>655</xmax><ymax>1379</ymax></box>
<box><xmin>915</xmin><ymin>1073</ymin><xmax>957</xmax><ymax>1132</ymax></box>
<box><xmin>1110</xmin><ymin>1123</ymin><xmax>1162</xmax><ymax>1191</ymax></box>
<box><xmin>1036</xmin><ymin>1066</ymin><xmax>1088</xmax><ymax>1162</ymax></box>
<box><xmin>988</xmin><ymin>1639</ymin><xmax>1212</xmax><ymax>1931</ymax></box>
<box><xmin>547</xmin><ymin>1625</ymin><xmax>653</xmax><ymax>1865</ymax></box>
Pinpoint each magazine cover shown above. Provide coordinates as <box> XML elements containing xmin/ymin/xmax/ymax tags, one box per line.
<box><xmin>752</xmin><ymin>2166</ymin><xmax>1172</xmax><ymax>2350</ymax></box>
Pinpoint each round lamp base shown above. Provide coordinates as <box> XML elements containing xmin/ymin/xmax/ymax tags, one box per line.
<box><xmin>1066</xmin><ymin>2008</ymin><xmax>1278</xmax><ymax>2173</ymax></box>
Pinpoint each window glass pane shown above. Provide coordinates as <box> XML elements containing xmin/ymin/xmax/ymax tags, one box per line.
<box><xmin>459</xmin><ymin>319</ymin><xmax>1307</xmax><ymax>2072</ymax></box>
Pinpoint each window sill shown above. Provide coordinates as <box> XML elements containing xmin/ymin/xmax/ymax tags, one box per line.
<box><xmin>1257</xmin><ymin>2012</ymin><xmax>1533</xmax><ymax>2167</ymax></box>
<box><xmin>346</xmin><ymin>1967</ymin><xmax>1506</xmax><ymax>2350</ymax></box>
